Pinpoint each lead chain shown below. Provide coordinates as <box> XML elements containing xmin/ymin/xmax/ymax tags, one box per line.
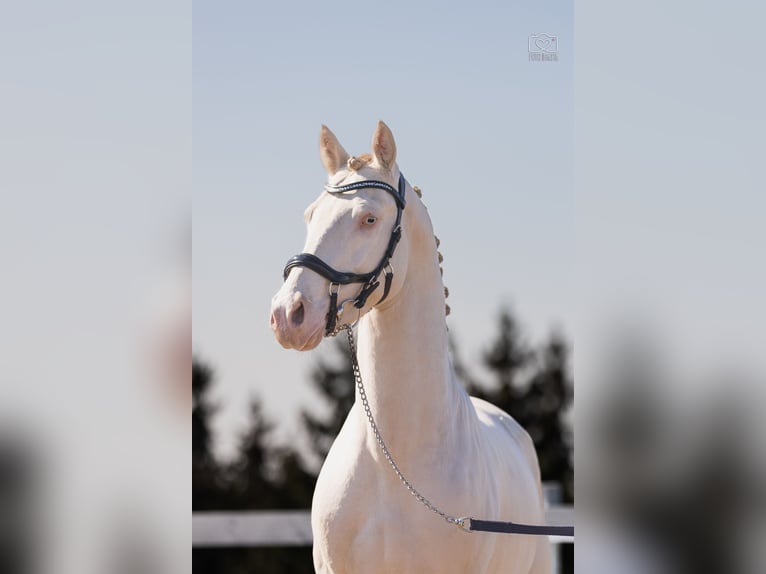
<box><xmin>341</xmin><ymin>324</ymin><xmax>465</xmax><ymax>529</ymax></box>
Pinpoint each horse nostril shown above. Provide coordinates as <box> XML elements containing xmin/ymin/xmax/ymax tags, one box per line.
<box><xmin>290</xmin><ymin>301</ymin><xmax>305</xmax><ymax>327</ymax></box>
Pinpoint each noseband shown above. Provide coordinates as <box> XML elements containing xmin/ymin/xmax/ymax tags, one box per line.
<box><xmin>282</xmin><ymin>173</ymin><xmax>407</xmax><ymax>336</ymax></box>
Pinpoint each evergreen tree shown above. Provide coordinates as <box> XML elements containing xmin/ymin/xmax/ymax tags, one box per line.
<box><xmin>192</xmin><ymin>357</ymin><xmax>222</xmax><ymax>511</ymax></box>
<box><xmin>300</xmin><ymin>338</ymin><xmax>355</xmax><ymax>464</ymax></box>
<box><xmin>467</xmin><ymin>308</ymin><xmax>533</xmax><ymax>424</ymax></box>
<box><xmin>525</xmin><ymin>330</ymin><xmax>574</xmax><ymax>501</ymax></box>
<box><xmin>193</xmin><ymin>360</ymin><xmax>316</xmax><ymax>573</ymax></box>
<box><xmin>225</xmin><ymin>398</ymin><xmax>280</xmax><ymax>509</ymax></box>
<box><xmin>270</xmin><ymin>448</ymin><xmax>316</xmax><ymax>509</ymax></box>
<box><xmin>222</xmin><ymin>398</ymin><xmax>316</xmax><ymax>572</ymax></box>
<box><xmin>229</xmin><ymin>397</ymin><xmax>316</xmax><ymax>509</ymax></box>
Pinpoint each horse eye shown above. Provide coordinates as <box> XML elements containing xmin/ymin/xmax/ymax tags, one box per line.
<box><xmin>364</xmin><ymin>216</ymin><xmax>377</xmax><ymax>226</ymax></box>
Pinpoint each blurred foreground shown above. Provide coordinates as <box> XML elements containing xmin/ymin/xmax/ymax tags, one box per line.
<box><xmin>0</xmin><ymin>1</ymin><xmax>190</xmax><ymax>571</ymax></box>
<box><xmin>577</xmin><ymin>321</ymin><xmax>765</xmax><ymax>574</ymax></box>
<box><xmin>0</xmin><ymin>235</ymin><xmax>190</xmax><ymax>574</ymax></box>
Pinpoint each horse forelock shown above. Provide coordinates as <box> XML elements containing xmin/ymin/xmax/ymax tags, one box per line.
<box><xmin>347</xmin><ymin>153</ymin><xmax>372</xmax><ymax>171</ymax></box>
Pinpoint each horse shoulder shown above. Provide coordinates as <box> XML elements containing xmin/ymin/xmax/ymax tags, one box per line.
<box><xmin>311</xmin><ymin>404</ymin><xmax>376</xmax><ymax>571</ymax></box>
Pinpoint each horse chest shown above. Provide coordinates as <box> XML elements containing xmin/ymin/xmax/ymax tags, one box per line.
<box><xmin>311</xmin><ymin>417</ymin><xmax>488</xmax><ymax>573</ymax></box>
<box><xmin>314</xmin><ymin>477</ymin><xmax>481</xmax><ymax>574</ymax></box>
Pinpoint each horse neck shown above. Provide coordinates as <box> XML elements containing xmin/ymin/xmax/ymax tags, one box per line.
<box><xmin>355</xmin><ymin>192</ymin><xmax>464</xmax><ymax>463</ymax></box>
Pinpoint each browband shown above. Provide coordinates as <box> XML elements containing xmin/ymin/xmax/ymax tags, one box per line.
<box><xmin>324</xmin><ymin>175</ymin><xmax>406</xmax><ymax>210</ymax></box>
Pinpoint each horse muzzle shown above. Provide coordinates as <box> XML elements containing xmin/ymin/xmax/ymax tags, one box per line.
<box><xmin>269</xmin><ymin>289</ymin><xmax>325</xmax><ymax>350</ymax></box>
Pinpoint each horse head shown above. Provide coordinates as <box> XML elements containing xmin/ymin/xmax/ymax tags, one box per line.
<box><xmin>270</xmin><ymin>121</ymin><xmax>410</xmax><ymax>350</ymax></box>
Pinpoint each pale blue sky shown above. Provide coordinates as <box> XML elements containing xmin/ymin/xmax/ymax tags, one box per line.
<box><xmin>193</xmin><ymin>0</ymin><xmax>573</xmax><ymax>458</ymax></box>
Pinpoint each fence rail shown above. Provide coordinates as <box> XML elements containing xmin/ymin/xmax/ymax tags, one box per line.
<box><xmin>192</xmin><ymin>506</ymin><xmax>574</xmax><ymax>548</ymax></box>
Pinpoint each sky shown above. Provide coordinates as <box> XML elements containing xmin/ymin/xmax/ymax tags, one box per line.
<box><xmin>193</xmin><ymin>0</ymin><xmax>573</xmax><ymax>459</ymax></box>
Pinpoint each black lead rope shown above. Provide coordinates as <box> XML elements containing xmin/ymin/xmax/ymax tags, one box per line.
<box><xmin>463</xmin><ymin>518</ymin><xmax>574</xmax><ymax>537</ymax></box>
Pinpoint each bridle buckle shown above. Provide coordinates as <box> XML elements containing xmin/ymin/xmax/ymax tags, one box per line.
<box><xmin>336</xmin><ymin>296</ymin><xmax>362</xmax><ymax>330</ymax></box>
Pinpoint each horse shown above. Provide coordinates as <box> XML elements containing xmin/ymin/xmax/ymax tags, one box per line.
<box><xmin>270</xmin><ymin>121</ymin><xmax>551</xmax><ymax>574</ymax></box>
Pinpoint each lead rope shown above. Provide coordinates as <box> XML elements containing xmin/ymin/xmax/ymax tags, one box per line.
<box><xmin>341</xmin><ymin>323</ymin><xmax>576</xmax><ymax>538</ymax></box>
<box><xmin>342</xmin><ymin>324</ymin><xmax>468</xmax><ymax>530</ymax></box>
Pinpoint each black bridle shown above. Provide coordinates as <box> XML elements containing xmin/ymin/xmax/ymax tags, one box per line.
<box><xmin>282</xmin><ymin>173</ymin><xmax>407</xmax><ymax>336</ymax></box>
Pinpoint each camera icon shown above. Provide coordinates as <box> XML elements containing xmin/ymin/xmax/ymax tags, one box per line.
<box><xmin>528</xmin><ymin>33</ymin><xmax>558</xmax><ymax>54</ymax></box>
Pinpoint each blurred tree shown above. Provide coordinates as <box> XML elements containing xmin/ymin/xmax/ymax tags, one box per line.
<box><xmin>193</xmin><ymin>357</ymin><xmax>235</xmax><ymax>574</ymax></box>
<box><xmin>466</xmin><ymin>309</ymin><xmax>533</xmax><ymax>423</ymax></box>
<box><xmin>192</xmin><ymin>357</ymin><xmax>223</xmax><ymax>511</ymax></box>
<box><xmin>524</xmin><ymin>330</ymin><xmax>573</xmax><ymax>501</ymax></box>
<box><xmin>271</xmin><ymin>448</ymin><xmax>315</xmax><ymax>509</ymax></box>
<box><xmin>193</xmin><ymin>356</ymin><xmax>316</xmax><ymax>573</ymax></box>
<box><xmin>226</xmin><ymin>398</ymin><xmax>315</xmax><ymax>510</ymax></box>
<box><xmin>224</xmin><ymin>398</ymin><xmax>280</xmax><ymax>509</ymax></box>
<box><xmin>300</xmin><ymin>338</ymin><xmax>355</xmax><ymax>464</ymax></box>
<box><xmin>217</xmin><ymin>399</ymin><xmax>316</xmax><ymax>574</ymax></box>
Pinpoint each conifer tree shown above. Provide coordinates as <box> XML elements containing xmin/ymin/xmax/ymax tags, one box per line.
<box><xmin>467</xmin><ymin>308</ymin><xmax>533</xmax><ymax>424</ymax></box>
<box><xmin>192</xmin><ymin>357</ymin><xmax>222</xmax><ymax>511</ymax></box>
<box><xmin>525</xmin><ymin>330</ymin><xmax>573</xmax><ymax>501</ymax></box>
<box><xmin>300</xmin><ymin>338</ymin><xmax>355</xmax><ymax>464</ymax></box>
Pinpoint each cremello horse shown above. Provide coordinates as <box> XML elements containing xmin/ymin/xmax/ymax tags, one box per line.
<box><xmin>270</xmin><ymin>122</ymin><xmax>550</xmax><ymax>574</ymax></box>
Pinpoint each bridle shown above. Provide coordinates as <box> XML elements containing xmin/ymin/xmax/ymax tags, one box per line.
<box><xmin>282</xmin><ymin>172</ymin><xmax>407</xmax><ymax>336</ymax></box>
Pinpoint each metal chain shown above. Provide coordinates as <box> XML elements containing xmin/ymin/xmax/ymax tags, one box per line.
<box><xmin>341</xmin><ymin>324</ymin><xmax>467</xmax><ymax>530</ymax></box>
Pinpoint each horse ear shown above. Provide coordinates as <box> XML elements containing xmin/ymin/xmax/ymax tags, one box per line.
<box><xmin>371</xmin><ymin>120</ymin><xmax>397</xmax><ymax>170</ymax></box>
<box><xmin>319</xmin><ymin>125</ymin><xmax>350</xmax><ymax>175</ymax></box>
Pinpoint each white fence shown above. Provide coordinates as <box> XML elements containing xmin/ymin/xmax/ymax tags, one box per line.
<box><xmin>192</xmin><ymin>505</ymin><xmax>574</xmax><ymax>547</ymax></box>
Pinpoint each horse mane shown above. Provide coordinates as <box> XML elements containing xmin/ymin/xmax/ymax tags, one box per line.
<box><xmin>412</xmin><ymin>184</ymin><xmax>451</xmax><ymax>318</ymax></box>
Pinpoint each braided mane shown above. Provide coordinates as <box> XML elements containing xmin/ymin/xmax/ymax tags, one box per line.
<box><xmin>346</xmin><ymin>161</ymin><xmax>451</xmax><ymax>318</ymax></box>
